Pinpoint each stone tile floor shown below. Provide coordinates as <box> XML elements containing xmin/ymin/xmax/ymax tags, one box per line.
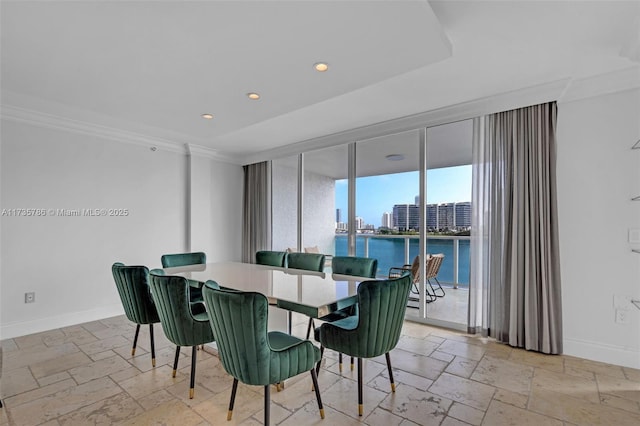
<box><xmin>1</xmin><ymin>313</ymin><xmax>639</xmax><ymax>425</ymax></box>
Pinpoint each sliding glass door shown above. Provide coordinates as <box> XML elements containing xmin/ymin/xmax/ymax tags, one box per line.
<box><xmin>270</xmin><ymin>119</ymin><xmax>473</xmax><ymax>330</ymax></box>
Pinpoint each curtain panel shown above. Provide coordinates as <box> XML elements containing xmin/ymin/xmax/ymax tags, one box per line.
<box><xmin>469</xmin><ymin>102</ymin><xmax>562</xmax><ymax>354</ymax></box>
<box><xmin>242</xmin><ymin>161</ymin><xmax>272</xmax><ymax>263</ymax></box>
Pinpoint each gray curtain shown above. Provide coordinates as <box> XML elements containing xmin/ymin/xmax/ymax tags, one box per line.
<box><xmin>242</xmin><ymin>161</ymin><xmax>272</xmax><ymax>263</ymax></box>
<box><xmin>469</xmin><ymin>102</ymin><xmax>562</xmax><ymax>354</ymax></box>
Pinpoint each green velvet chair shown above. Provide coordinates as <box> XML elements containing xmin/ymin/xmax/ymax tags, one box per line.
<box><xmin>313</xmin><ymin>256</ymin><xmax>378</xmax><ymax>371</ymax></box>
<box><xmin>149</xmin><ymin>272</ymin><xmax>216</xmax><ymax>399</ymax></box>
<box><xmin>111</xmin><ymin>262</ymin><xmax>161</xmax><ymax>367</ymax></box>
<box><xmin>202</xmin><ymin>284</ymin><xmax>325</xmax><ymax>426</ymax></box>
<box><xmin>315</xmin><ymin>274</ymin><xmax>412</xmax><ymax>416</ymax></box>
<box><xmin>161</xmin><ymin>252</ymin><xmax>207</xmax><ymax>303</ymax></box>
<box><xmin>255</xmin><ymin>250</ymin><xmax>287</xmax><ymax>267</ymax></box>
<box><xmin>287</xmin><ymin>252</ymin><xmax>325</xmax><ymax>272</ymax></box>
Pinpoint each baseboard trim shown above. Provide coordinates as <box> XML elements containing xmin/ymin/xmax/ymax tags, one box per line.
<box><xmin>563</xmin><ymin>337</ymin><xmax>640</xmax><ymax>369</ymax></box>
<box><xmin>0</xmin><ymin>304</ymin><xmax>125</xmax><ymax>340</ymax></box>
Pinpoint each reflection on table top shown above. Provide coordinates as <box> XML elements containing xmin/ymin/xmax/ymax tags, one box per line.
<box><xmin>160</xmin><ymin>261</ymin><xmax>372</xmax><ymax>318</ymax></box>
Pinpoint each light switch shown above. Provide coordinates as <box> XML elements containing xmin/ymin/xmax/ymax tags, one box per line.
<box><xmin>614</xmin><ymin>295</ymin><xmax>632</xmax><ymax>310</ymax></box>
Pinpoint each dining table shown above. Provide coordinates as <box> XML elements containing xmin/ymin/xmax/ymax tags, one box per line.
<box><xmin>160</xmin><ymin>261</ymin><xmax>373</xmax><ymax>334</ymax></box>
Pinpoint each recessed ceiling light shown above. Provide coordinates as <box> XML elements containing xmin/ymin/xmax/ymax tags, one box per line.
<box><xmin>386</xmin><ymin>154</ymin><xmax>404</xmax><ymax>161</ymax></box>
<box><xmin>247</xmin><ymin>92</ymin><xmax>260</xmax><ymax>100</ymax></box>
<box><xmin>314</xmin><ymin>62</ymin><xmax>329</xmax><ymax>72</ymax></box>
<box><xmin>201</xmin><ymin>113</ymin><xmax>214</xmax><ymax>119</ymax></box>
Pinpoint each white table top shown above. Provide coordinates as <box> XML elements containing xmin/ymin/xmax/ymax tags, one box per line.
<box><xmin>161</xmin><ymin>261</ymin><xmax>372</xmax><ymax>318</ymax></box>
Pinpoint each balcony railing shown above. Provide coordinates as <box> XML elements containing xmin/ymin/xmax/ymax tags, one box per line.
<box><xmin>334</xmin><ymin>234</ymin><xmax>470</xmax><ymax>288</ymax></box>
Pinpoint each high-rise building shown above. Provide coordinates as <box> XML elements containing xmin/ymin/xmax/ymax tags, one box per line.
<box><xmin>381</xmin><ymin>212</ymin><xmax>393</xmax><ymax>228</ymax></box>
<box><xmin>336</xmin><ymin>208</ymin><xmax>342</xmax><ymax>224</ymax></box>
<box><xmin>392</xmin><ymin>204</ymin><xmax>420</xmax><ymax>231</ymax></box>
<box><xmin>454</xmin><ymin>201</ymin><xmax>472</xmax><ymax>229</ymax></box>
<box><xmin>438</xmin><ymin>203</ymin><xmax>455</xmax><ymax>230</ymax></box>
<box><xmin>426</xmin><ymin>203</ymin><xmax>438</xmax><ymax>230</ymax></box>
<box><xmin>355</xmin><ymin>216</ymin><xmax>365</xmax><ymax>230</ymax></box>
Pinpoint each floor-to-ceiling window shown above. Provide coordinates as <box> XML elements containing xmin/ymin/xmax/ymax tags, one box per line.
<box><xmin>353</xmin><ymin>129</ymin><xmax>421</xmax><ymax>275</ymax></box>
<box><xmin>270</xmin><ymin>119</ymin><xmax>472</xmax><ymax>330</ymax></box>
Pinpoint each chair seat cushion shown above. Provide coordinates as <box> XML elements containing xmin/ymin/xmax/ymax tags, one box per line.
<box><xmin>268</xmin><ymin>331</ymin><xmax>321</xmax><ymax>384</ymax></box>
<box><xmin>269</xmin><ymin>331</ymin><xmax>305</xmax><ymax>351</ymax></box>
<box><xmin>318</xmin><ymin>309</ymin><xmax>351</xmax><ymax>323</ymax></box>
<box><xmin>314</xmin><ymin>315</ymin><xmax>359</xmax><ymax>341</ymax></box>
<box><xmin>192</xmin><ymin>311</ymin><xmax>209</xmax><ymax>322</ymax></box>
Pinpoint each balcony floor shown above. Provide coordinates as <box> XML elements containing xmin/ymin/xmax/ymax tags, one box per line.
<box><xmin>404</xmin><ymin>284</ymin><xmax>469</xmax><ymax>326</ymax></box>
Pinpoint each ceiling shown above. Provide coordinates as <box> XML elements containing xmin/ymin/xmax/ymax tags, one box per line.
<box><xmin>2</xmin><ymin>1</ymin><xmax>639</xmax><ymax>167</ymax></box>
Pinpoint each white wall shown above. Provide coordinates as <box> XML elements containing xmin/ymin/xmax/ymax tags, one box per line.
<box><xmin>189</xmin><ymin>155</ymin><xmax>243</xmax><ymax>261</ymax></box>
<box><xmin>557</xmin><ymin>88</ymin><xmax>640</xmax><ymax>368</ymax></box>
<box><xmin>272</xmin><ymin>160</ymin><xmax>298</xmax><ymax>251</ymax></box>
<box><xmin>272</xmin><ymin>160</ymin><xmax>336</xmax><ymax>255</ymax></box>
<box><xmin>0</xmin><ymin>119</ymin><xmax>243</xmax><ymax>338</ymax></box>
<box><xmin>303</xmin><ymin>169</ymin><xmax>337</xmax><ymax>255</ymax></box>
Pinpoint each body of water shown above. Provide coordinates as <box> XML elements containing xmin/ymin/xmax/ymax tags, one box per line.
<box><xmin>334</xmin><ymin>235</ymin><xmax>470</xmax><ymax>286</ymax></box>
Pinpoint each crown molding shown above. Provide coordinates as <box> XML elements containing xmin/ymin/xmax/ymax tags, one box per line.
<box><xmin>1</xmin><ymin>104</ymin><xmax>187</xmax><ymax>154</ymax></box>
<box><xmin>185</xmin><ymin>143</ymin><xmax>240</xmax><ymax>164</ymax></box>
<box><xmin>559</xmin><ymin>66</ymin><xmax>640</xmax><ymax>104</ymax></box>
<box><xmin>0</xmin><ymin>103</ymin><xmax>241</xmax><ymax>163</ymax></box>
<box><xmin>243</xmin><ymin>78</ymin><xmax>570</xmax><ymax>165</ymax></box>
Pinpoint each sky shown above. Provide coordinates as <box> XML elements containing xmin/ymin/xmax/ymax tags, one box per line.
<box><xmin>335</xmin><ymin>165</ymin><xmax>472</xmax><ymax>226</ymax></box>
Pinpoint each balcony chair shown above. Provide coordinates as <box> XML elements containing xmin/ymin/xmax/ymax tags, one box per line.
<box><xmin>111</xmin><ymin>262</ymin><xmax>161</xmax><ymax>367</ymax></box>
<box><xmin>255</xmin><ymin>250</ymin><xmax>288</xmax><ymax>267</ymax></box>
<box><xmin>160</xmin><ymin>252</ymin><xmax>207</xmax><ymax>303</ymax></box>
<box><xmin>314</xmin><ymin>274</ymin><xmax>412</xmax><ymax>416</ymax></box>
<box><xmin>202</xmin><ymin>284</ymin><xmax>325</xmax><ymax>426</ymax></box>
<box><xmin>287</xmin><ymin>252</ymin><xmax>325</xmax><ymax>272</ymax></box>
<box><xmin>389</xmin><ymin>253</ymin><xmax>446</xmax><ymax>303</ymax></box>
<box><xmin>425</xmin><ymin>253</ymin><xmax>446</xmax><ymax>298</ymax></box>
<box><xmin>148</xmin><ymin>272</ymin><xmax>216</xmax><ymax>399</ymax></box>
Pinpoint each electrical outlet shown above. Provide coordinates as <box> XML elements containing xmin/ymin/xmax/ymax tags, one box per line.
<box><xmin>25</xmin><ymin>292</ymin><xmax>35</xmax><ymax>303</ymax></box>
<box><xmin>615</xmin><ymin>309</ymin><xmax>629</xmax><ymax>324</ymax></box>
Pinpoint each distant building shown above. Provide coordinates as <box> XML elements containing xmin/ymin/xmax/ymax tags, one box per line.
<box><xmin>336</xmin><ymin>208</ymin><xmax>342</xmax><ymax>224</ymax></box>
<box><xmin>393</xmin><ymin>204</ymin><xmax>420</xmax><ymax>231</ymax></box>
<box><xmin>355</xmin><ymin>216</ymin><xmax>364</xmax><ymax>230</ymax></box>
<box><xmin>454</xmin><ymin>201</ymin><xmax>472</xmax><ymax>229</ymax></box>
<box><xmin>438</xmin><ymin>203</ymin><xmax>455</xmax><ymax>230</ymax></box>
<box><xmin>381</xmin><ymin>212</ymin><xmax>393</xmax><ymax>228</ymax></box>
<box><xmin>383</xmin><ymin>201</ymin><xmax>471</xmax><ymax>232</ymax></box>
<box><xmin>426</xmin><ymin>203</ymin><xmax>438</xmax><ymax>230</ymax></box>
